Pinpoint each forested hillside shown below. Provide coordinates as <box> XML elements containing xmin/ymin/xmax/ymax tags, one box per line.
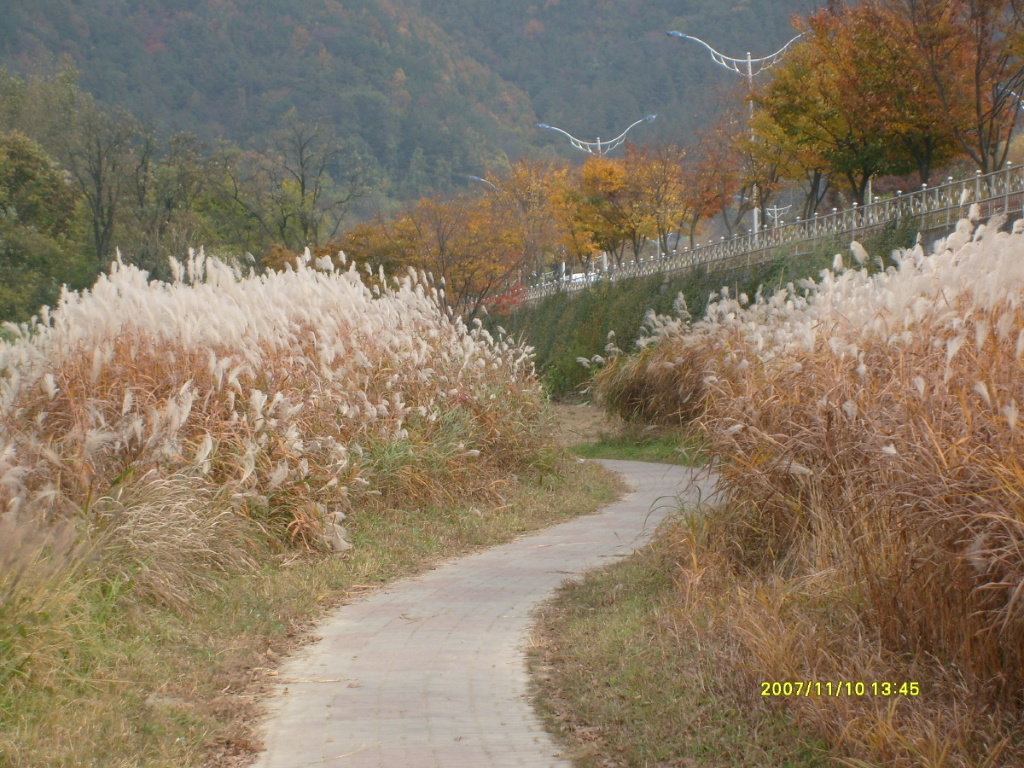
<box><xmin>0</xmin><ymin>0</ymin><xmax>812</xmax><ymax>193</ymax></box>
<box><xmin>419</xmin><ymin>0</ymin><xmax>815</xmax><ymax>147</ymax></box>
<box><xmin>0</xmin><ymin>0</ymin><xmax>822</xmax><ymax>322</ymax></box>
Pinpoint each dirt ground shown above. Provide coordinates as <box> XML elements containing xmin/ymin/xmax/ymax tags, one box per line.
<box><xmin>549</xmin><ymin>402</ymin><xmax>624</xmax><ymax>447</ymax></box>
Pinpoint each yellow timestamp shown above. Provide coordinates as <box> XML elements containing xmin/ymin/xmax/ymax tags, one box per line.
<box><xmin>760</xmin><ymin>681</ymin><xmax>920</xmax><ymax>697</ymax></box>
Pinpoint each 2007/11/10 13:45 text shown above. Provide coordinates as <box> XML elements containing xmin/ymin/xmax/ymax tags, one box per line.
<box><xmin>760</xmin><ymin>681</ymin><xmax>920</xmax><ymax>697</ymax></box>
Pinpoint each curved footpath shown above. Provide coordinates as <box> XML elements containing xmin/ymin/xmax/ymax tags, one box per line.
<box><xmin>252</xmin><ymin>460</ymin><xmax>719</xmax><ymax>768</ymax></box>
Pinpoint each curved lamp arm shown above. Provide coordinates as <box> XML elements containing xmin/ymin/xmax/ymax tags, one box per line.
<box><xmin>537</xmin><ymin>114</ymin><xmax>656</xmax><ymax>155</ymax></box>
<box><xmin>460</xmin><ymin>174</ymin><xmax>500</xmax><ymax>191</ymax></box>
<box><xmin>665</xmin><ymin>31</ymin><xmax>804</xmax><ymax>79</ymax></box>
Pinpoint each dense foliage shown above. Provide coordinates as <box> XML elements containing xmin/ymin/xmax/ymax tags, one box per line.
<box><xmin>0</xmin><ymin>131</ymin><xmax>92</xmax><ymax>319</ymax></box>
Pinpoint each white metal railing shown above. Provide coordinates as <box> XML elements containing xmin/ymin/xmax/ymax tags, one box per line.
<box><xmin>526</xmin><ymin>163</ymin><xmax>1024</xmax><ymax>301</ymax></box>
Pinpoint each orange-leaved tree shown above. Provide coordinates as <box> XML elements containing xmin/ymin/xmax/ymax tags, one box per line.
<box><xmin>751</xmin><ymin>12</ymin><xmax>901</xmax><ymax>204</ymax></box>
<box><xmin>340</xmin><ymin>193</ymin><xmax>530</xmax><ymax>322</ymax></box>
<box><xmin>625</xmin><ymin>143</ymin><xmax>689</xmax><ymax>257</ymax></box>
<box><xmin>472</xmin><ymin>158</ymin><xmax>570</xmax><ymax>281</ymax></box>
<box><xmin>891</xmin><ymin>0</ymin><xmax>1024</xmax><ymax>173</ymax></box>
<box><xmin>678</xmin><ymin>119</ymin><xmax>743</xmax><ymax>246</ymax></box>
<box><xmin>571</xmin><ymin>145</ymin><xmax>687</xmax><ymax>268</ymax></box>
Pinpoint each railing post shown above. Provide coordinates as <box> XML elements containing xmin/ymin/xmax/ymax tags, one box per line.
<box><xmin>946</xmin><ymin>177</ymin><xmax>954</xmax><ymax>227</ymax></box>
<box><xmin>1006</xmin><ymin>162</ymin><xmax>1012</xmax><ymax>214</ymax></box>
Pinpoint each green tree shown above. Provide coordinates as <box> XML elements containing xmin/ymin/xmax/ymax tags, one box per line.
<box><xmin>0</xmin><ymin>62</ymin><xmax>81</xmax><ymax>149</ymax></box>
<box><xmin>209</xmin><ymin>110</ymin><xmax>371</xmax><ymax>257</ymax></box>
<box><xmin>119</xmin><ymin>132</ymin><xmax>216</xmax><ymax>278</ymax></box>
<box><xmin>56</xmin><ymin>98</ymin><xmax>150</xmax><ymax>265</ymax></box>
<box><xmin>0</xmin><ymin>131</ymin><xmax>91</xmax><ymax>320</ymax></box>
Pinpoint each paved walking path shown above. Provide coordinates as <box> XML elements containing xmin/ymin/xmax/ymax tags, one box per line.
<box><xmin>252</xmin><ymin>460</ymin><xmax>718</xmax><ymax>768</ymax></box>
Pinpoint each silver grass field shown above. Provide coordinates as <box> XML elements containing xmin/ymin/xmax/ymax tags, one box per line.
<box><xmin>596</xmin><ymin>208</ymin><xmax>1024</xmax><ymax>766</ymax></box>
<box><xmin>0</xmin><ymin>249</ymin><xmax>563</xmax><ymax>765</ymax></box>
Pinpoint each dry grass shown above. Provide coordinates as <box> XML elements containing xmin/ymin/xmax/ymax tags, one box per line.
<box><xmin>0</xmin><ymin>249</ymin><xmax>570</xmax><ymax>765</ymax></box>
<box><xmin>591</xmin><ymin>213</ymin><xmax>1024</xmax><ymax>766</ymax></box>
<box><xmin>0</xmin><ymin>456</ymin><xmax>622</xmax><ymax>768</ymax></box>
<box><xmin>660</xmin><ymin>509</ymin><xmax>1022</xmax><ymax>768</ymax></box>
<box><xmin>529</xmin><ymin>522</ymin><xmax>830</xmax><ymax>768</ymax></box>
<box><xmin>548</xmin><ymin>402</ymin><xmax>627</xmax><ymax>447</ymax></box>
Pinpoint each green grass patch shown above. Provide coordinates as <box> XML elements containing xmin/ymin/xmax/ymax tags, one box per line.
<box><xmin>569</xmin><ymin>429</ymin><xmax>708</xmax><ymax>466</ymax></box>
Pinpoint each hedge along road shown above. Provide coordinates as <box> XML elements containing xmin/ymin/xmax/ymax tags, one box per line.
<box><xmin>252</xmin><ymin>460</ymin><xmax>720</xmax><ymax>768</ymax></box>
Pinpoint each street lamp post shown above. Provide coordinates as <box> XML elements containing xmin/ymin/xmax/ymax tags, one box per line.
<box><xmin>666</xmin><ymin>30</ymin><xmax>803</xmax><ymax>233</ymax></box>
<box><xmin>537</xmin><ymin>114</ymin><xmax>657</xmax><ymax>156</ymax></box>
<box><xmin>765</xmin><ymin>204</ymin><xmax>792</xmax><ymax>228</ymax></box>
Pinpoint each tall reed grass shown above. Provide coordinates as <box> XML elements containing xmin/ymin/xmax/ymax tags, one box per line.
<box><xmin>597</xmin><ymin>211</ymin><xmax>1024</xmax><ymax>763</ymax></box>
<box><xmin>0</xmin><ymin>249</ymin><xmax>547</xmax><ymax>692</ymax></box>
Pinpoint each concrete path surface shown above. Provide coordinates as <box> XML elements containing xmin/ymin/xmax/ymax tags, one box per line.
<box><xmin>252</xmin><ymin>460</ymin><xmax>718</xmax><ymax>768</ymax></box>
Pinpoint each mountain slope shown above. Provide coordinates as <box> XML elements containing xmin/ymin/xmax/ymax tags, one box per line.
<box><xmin>418</xmin><ymin>0</ymin><xmax>817</xmax><ymax>145</ymax></box>
<box><xmin>0</xmin><ymin>0</ymin><xmax>814</xmax><ymax>193</ymax></box>
<box><xmin>1</xmin><ymin>0</ymin><xmax>538</xmax><ymax>188</ymax></box>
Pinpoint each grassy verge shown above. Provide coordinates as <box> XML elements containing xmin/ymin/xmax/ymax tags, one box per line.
<box><xmin>529</xmin><ymin>524</ymin><xmax>830</xmax><ymax>768</ymax></box>
<box><xmin>528</xmin><ymin>217</ymin><xmax>1024</xmax><ymax>767</ymax></box>
<box><xmin>0</xmin><ymin>457</ymin><xmax>623</xmax><ymax>768</ymax></box>
<box><xmin>495</xmin><ymin>216</ymin><xmax>918</xmax><ymax>400</ymax></box>
<box><xmin>531</xmin><ymin>503</ymin><xmax>1023</xmax><ymax>767</ymax></box>
<box><xmin>1</xmin><ymin>251</ymin><xmax>601</xmax><ymax>766</ymax></box>
<box><xmin>568</xmin><ymin>424</ymin><xmax>708</xmax><ymax>466</ymax></box>
<box><xmin>530</xmin><ymin>459</ymin><xmax>1024</xmax><ymax>767</ymax></box>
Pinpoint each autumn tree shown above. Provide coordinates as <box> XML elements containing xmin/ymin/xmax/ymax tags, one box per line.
<box><xmin>678</xmin><ymin>119</ymin><xmax>745</xmax><ymax>245</ymax></box>
<box><xmin>850</xmin><ymin>1</ymin><xmax>962</xmax><ymax>181</ymax></box>
<box><xmin>570</xmin><ymin>145</ymin><xmax>684</xmax><ymax>268</ymax></box>
<box><xmin>568</xmin><ymin>156</ymin><xmax>632</xmax><ymax>267</ymax></box>
<box><xmin>269</xmin><ymin>109</ymin><xmax>370</xmax><ymax>248</ymax></box>
<box><xmin>339</xmin><ymin>192</ymin><xmax>530</xmax><ymax>322</ymax></box>
<box><xmin>747</xmin><ymin>108</ymin><xmax>832</xmax><ymax>219</ymax></box>
<box><xmin>549</xmin><ymin>178</ymin><xmax>600</xmax><ymax>275</ymax></box>
<box><xmin>753</xmin><ymin>0</ymin><xmax>1020</xmax><ymax>198</ymax></box>
<box><xmin>893</xmin><ymin>0</ymin><xmax>1024</xmax><ymax>172</ymax></box>
<box><xmin>626</xmin><ymin>143</ymin><xmax>688</xmax><ymax>256</ymax></box>
<box><xmin>471</xmin><ymin>158</ymin><xmax>569</xmax><ymax>279</ymax></box>
<box><xmin>335</xmin><ymin>212</ymin><xmax>417</xmax><ymax>277</ymax></box>
<box><xmin>751</xmin><ymin>16</ymin><xmax>897</xmax><ymax>204</ymax></box>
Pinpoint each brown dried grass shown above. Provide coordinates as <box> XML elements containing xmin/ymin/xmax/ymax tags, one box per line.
<box><xmin>603</xmin><ymin>220</ymin><xmax>1024</xmax><ymax>764</ymax></box>
<box><xmin>0</xmin><ymin>252</ymin><xmax>554</xmax><ymax>761</ymax></box>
